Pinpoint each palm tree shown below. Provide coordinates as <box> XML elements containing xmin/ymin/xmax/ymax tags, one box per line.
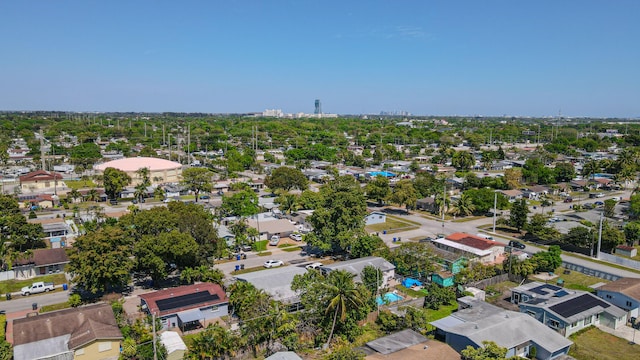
<box><xmin>68</xmin><ymin>188</ymin><xmax>82</xmax><ymax>203</ymax></box>
<box><xmin>153</xmin><ymin>186</ymin><xmax>166</xmax><ymax>201</ymax></box>
<box><xmin>134</xmin><ymin>183</ymin><xmax>147</xmax><ymax>202</ymax></box>
<box><xmin>86</xmin><ymin>188</ymin><xmax>100</xmax><ymax>202</ymax></box>
<box><xmin>321</xmin><ymin>270</ymin><xmax>366</xmax><ymax>347</ymax></box>
<box><xmin>449</xmin><ymin>193</ymin><xmax>476</xmax><ymax>217</ymax></box>
<box><xmin>188</xmin><ymin>324</ymin><xmax>238</xmax><ymax>360</ymax></box>
<box><xmin>276</xmin><ymin>193</ymin><xmax>298</xmax><ymax>214</ymax></box>
<box><xmin>581</xmin><ymin>160</ymin><xmax>599</xmax><ymax>181</ymax></box>
<box><xmin>136</xmin><ymin>167</ymin><xmax>151</xmax><ymax>187</ymax></box>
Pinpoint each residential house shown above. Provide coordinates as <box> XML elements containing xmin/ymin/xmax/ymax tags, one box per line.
<box><xmin>569</xmin><ymin>179</ymin><xmax>589</xmax><ymax>191</ymax></box>
<box><xmin>139</xmin><ymin>283</ymin><xmax>229</xmax><ymax>331</ymax></box>
<box><xmin>431</xmin><ymin>233</ymin><xmax>505</xmax><ymax>265</ymax></box>
<box><xmin>12</xmin><ymin>303</ymin><xmax>123</xmax><ymax>360</ymax></box>
<box><xmin>246</xmin><ymin>214</ymin><xmax>297</xmax><ymax>240</ymax></box>
<box><xmin>29</xmin><ymin>217</ymin><xmax>78</xmax><ymax>248</ymax></box>
<box><xmin>596</xmin><ymin>278</ymin><xmax>640</xmax><ymax>319</ymax></box>
<box><xmin>431</xmin><ymin>297</ymin><xmax>572</xmax><ymax>360</ymax></box>
<box><xmin>235</xmin><ymin>266</ymin><xmax>308</xmax><ymax>311</ymax></box>
<box><xmin>365</xmin><ymin>211</ymin><xmax>386</xmax><ymax>225</ymax></box>
<box><xmin>12</xmin><ymin>248</ymin><xmax>69</xmax><ymax>280</ymax></box>
<box><xmin>322</xmin><ymin>256</ymin><xmax>396</xmax><ymax>287</ymax></box>
<box><xmin>19</xmin><ymin>193</ymin><xmax>59</xmax><ymax>209</ymax></box>
<box><xmin>511</xmin><ymin>282</ymin><xmax>627</xmax><ymax>337</ymax></box>
<box><xmin>416</xmin><ymin>197</ymin><xmax>438</xmax><ymax>213</ymax></box>
<box><xmin>363</xmin><ymin>329</ymin><xmax>460</xmax><ymax>360</ymax></box>
<box><xmin>19</xmin><ymin>170</ymin><xmax>64</xmax><ymax>193</ymax></box>
<box><xmin>499</xmin><ymin>190</ymin><xmax>523</xmax><ymax>203</ymax></box>
<box><xmin>427</xmin><ymin>244</ymin><xmax>467</xmax><ymax>287</ymax></box>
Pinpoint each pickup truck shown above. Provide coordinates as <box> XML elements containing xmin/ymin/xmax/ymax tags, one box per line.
<box><xmin>21</xmin><ymin>281</ymin><xmax>54</xmax><ymax>296</ymax></box>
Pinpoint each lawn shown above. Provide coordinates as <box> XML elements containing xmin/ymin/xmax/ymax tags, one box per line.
<box><xmin>281</xmin><ymin>246</ymin><xmax>303</xmax><ymax>252</ymax></box>
<box><xmin>0</xmin><ymin>273</ymin><xmax>67</xmax><ymax>294</ymax></box>
<box><xmin>547</xmin><ymin>266</ymin><xmax>609</xmax><ymax>292</ymax></box>
<box><xmin>254</xmin><ymin>240</ymin><xmax>268</xmax><ymax>252</ymax></box>
<box><xmin>395</xmin><ymin>284</ymin><xmax>428</xmax><ymax>298</ymax></box>
<box><xmin>40</xmin><ymin>302</ymin><xmax>71</xmax><ymax>313</ymax></box>
<box><xmin>257</xmin><ymin>251</ymin><xmax>272</xmax><ymax>257</ymax></box>
<box><xmin>232</xmin><ymin>264</ymin><xmax>283</xmax><ymax>275</ymax></box>
<box><xmin>569</xmin><ymin>326</ymin><xmax>640</xmax><ymax>360</ymax></box>
<box><xmin>366</xmin><ymin>216</ymin><xmax>420</xmax><ymax>234</ymax></box>
<box><xmin>64</xmin><ymin>179</ymin><xmax>97</xmax><ymax>189</ymax></box>
<box><xmin>423</xmin><ymin>302</ymin><xmax>459</xmax><ymax>331</ymax></box>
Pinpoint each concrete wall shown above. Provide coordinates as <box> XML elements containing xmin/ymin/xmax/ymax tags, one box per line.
<box><xmin>74</xmin><ymin>340</ymin><xmax>121</xmax><ymax>360</ymax></box>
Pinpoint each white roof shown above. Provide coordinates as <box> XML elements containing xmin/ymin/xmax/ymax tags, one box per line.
<box><xmin>235</xmin><ymin>266</ymin><xmax>307</xmax><ymax>303</ymax></box>
<box><xmin>432</xmin><ymin>238</ymin><xmax>494</xmax><ymax>257</ymax></box>
<box><xmin>160</xmin><ymin>331</ymin><xmax>187</xmax><ymax>354</ymax></box>
<box><xmin>95</xmin><ymin>157</ymin><xmax>182</xmax><ymax>172</ymax></box>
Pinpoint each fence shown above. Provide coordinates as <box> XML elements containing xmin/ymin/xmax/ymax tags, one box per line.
<box><xmin>562</xmin><ymin>260</ymin><xmax>621</xmax><ymax>281</ymax></box>
<box><xmin>0</xmin><ymin>270</ymin><xmax>15</xmax><ymax>281</ymax></box>
<box><xmin>466</xmin><ymin>273</ymin><xmax>524</xmax><ymax>289</ymax></box>
<box><xmin>597</xmin><ymin>253</ymin><xmax>640</xmax><ymax>271</ymax></box>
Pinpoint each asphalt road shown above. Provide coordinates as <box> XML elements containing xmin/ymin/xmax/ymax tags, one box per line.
<box><xmin>0</xmin><ymin>289</ymin><xmax>70</xmax><ymax>313</ymax></box>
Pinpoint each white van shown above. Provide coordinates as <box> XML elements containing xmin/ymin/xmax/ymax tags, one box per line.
<box><xmin>476</xmin><ymin>233</ymin><xmax>494</xmax><ymax>240</ymax></box>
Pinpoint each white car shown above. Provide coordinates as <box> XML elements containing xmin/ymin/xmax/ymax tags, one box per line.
<box><xmin>269</xmin><ymin>235</ymin><xmax>280</xmax><ymax>246</ymax></box>
<box><xmin>263</xmin><ymin>260</ymin><xmax>284</xmax><ymax>268</ymax></box>
<box><xmin>305</xmin><ymin>262</ymin><xmax>323</xmax><ymax>270</ymax></box>
<box><xmin>290</xmin><ymin>233</ymin><xmax>303</xmax><ymax>241</ymax></box>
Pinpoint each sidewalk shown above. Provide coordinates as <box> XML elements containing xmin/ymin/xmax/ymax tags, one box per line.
<box><xmin>596</xmin><ymin>323</ymin><xmax>640</xmax><ymax>343</ymax></box>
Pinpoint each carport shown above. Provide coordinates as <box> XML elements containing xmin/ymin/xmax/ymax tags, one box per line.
<box><xmin>177</xmin><ymin>309</ymin><xmax>203</xmax><ymax>332</ymax></box>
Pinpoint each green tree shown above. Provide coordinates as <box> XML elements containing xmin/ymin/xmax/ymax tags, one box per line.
<box><xmin>322</xmin><ymin>342</ymin><xmax>366</xmax><ymax>360</ymax></box>
<box><xmin>264</xmin><ymin>166</ymin><xmax>308</xmax><ymax>192</ymax></box>
<box><xmin>423</xmin><ymin>283</ymin><xmax>456</xmax><ymax>310</ymax></box>
<box><xmin>525</xmin><ymin>213</ymin><xmax>559</xmax><ymax>242</ymax></box>
<box><xmin>360</xmin><ymin>265</ymin><xmax>383</xmax><ymax>296</ymax></box>
<box><xmin>624</xmin><ymin>221</ymin><xmax>640</xmax><ymax>245</ymax></box>
<box><xmin>509</xmin><ymin>199</ymin><xmax>529</xmax><ymax>232</ymax></box>
<box><xmin>0</xmin><ymin>194</ymin><xmax>45</xmax><ymax>260</ymax></box>
<box><xmin>103</xmin><ymin>167</ymin><xmax>132</xmax><ymax>200</ymax></box>
<box><xmin>86</xmin><ymin>188</ymin><xmax>100</xmax><ymax>202</ymax></box>
<box><xmin>563</xmin><ymin>226</ymin><xmax>594</xmax><ymax>248</ymax></box>
<box><xmin>70</xmin><ymin>142</ymin><xmax>102</xmax><ymax>167</ymax></box>
<box><xmin>449</xmin><ymin>193</ymin><xmax>476</xmax><ymax>217</ymax></box>
<box><xmin>321</xmin><ymin>270</ymin><xmax>367</xmax><ymax>347</ymax></box>
<box><xmin>306</xmin><ymin>176</ymin><xmax>367</xmax><ymax>254</ymax></box>
<box><xmin>553</xmin><ymin>162</ymin><xmax>576</xmax><ymax>182</ymax></box>
<box><xmin>350</xmin><ymin>234</ymin><xmax>385</xmax><ymax>259</ymax></box>
<box><xmin>603</xmin><ymin>199</ymin><xmax>616</xmax><ymax>218</ymax></box>
<box><xmin>134</xmin><ymin>230</ymin><xmax>199</xmax><ymax>285</ymax></box>
<box><xmin>581</xmin><ymin>160</ymin><xmax>600</xmax><ymax>181</ymax></box>
<box><xmin>68</xmin><ymin>188</ymin><xmax>82</xmax><ymax>203</ymax></box>
<box><xmin>531</xmin><ymin>245</ymin><xmax>562</xmax><ymax>273</ymax></box>
<box><xmin>387</xmin><ymin>242</ymin><xmax>435</xmax><ymax>279</ymax></box>
<box><xmin>365</xmin><ymin>175</ymin><xmax>391</xmax><ymax>205</ymax></box>
<box><xmin>187</xmin><ymin>324</ymin><xmax>240</xmax><ymax>360</ymax></box>
<box><xmin>503</xmin><ymin>168</ymin><xmax>523</xmax><ymax>189</ymax></box>
<box><xmin>461</xmin><ymin>341</ymin><xmax>510</xmax><ymax>360</ymax></box>
<box><xmin>181</xmin><ymin>167</ymin><xmax>213</xmax><ymax>202</ymax></box>
<box><xmin>463</xmin><ymin>188</ymin><xmax>509</xmax><ymax>214</ymax></box>
<box><xmin>66</xmin><ymin>226</ymin><xmax>133</xmax><ymax>295</ymax></box>
<box><xmin>387</xmin><ymin>179</ymin><xmax>418</xmax><ymax>214</ymax></box>
<box><xmin>451</xmin><ymin>150</ymin><xmax>475</xmax><ymax>171</ymax></box>
<box><xmin>275</xmin><ymin>192</ymin><xmax>298</xmax><ymax>214</ymax></box>
<box><xmin>220</xmin><ymin>189</ymin><xmax>260</xmax><ymax>217</ymax></box>
<box><xmin>297</xmin><ymin>189</ymin><xmax>324</xmax><ymax>210</ymax></box>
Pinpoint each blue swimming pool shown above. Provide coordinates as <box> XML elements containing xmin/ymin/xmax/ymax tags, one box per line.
<box><xmin>376</xmin><ymin>292</ymin><xmax>404</xmax><ymax>306</ymax></box>
<box><xmin>369</xmin><ymin>171</ymin><xmax>396</xmax><ymax>178</ymax></box>
<box><xmin>594</xmin><ymin>173</ymin><xmax>613</xmax><ymax>179</ymax></box>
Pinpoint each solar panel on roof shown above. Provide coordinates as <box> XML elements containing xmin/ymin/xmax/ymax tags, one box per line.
<box><xmin>156</xmin><ymin>291</ymin><xmax>220</xmax><ymax>312</ymax></box>
<box><xmin>530</xmin><ymin>284</ymin><xmax>562</xmax><ymax>295</ymax></box>
<box><xmin>554</xmin><ymin>290</ymin><xmax>569</xmax><ymax>298</ymax></box>
<box><xmin>549</xmin><ymin>293</ymin><xmax>609</xmax><ymax>319</ymax></box>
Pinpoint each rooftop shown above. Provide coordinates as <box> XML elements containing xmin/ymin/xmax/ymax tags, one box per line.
<box><xmin>597</xmin><ymin>277</ymin><xmax>640</xmax><ymax>301</ymax></box>
<box><xmin>139</xmin><ymin>283</ymin><xmax>228</xmax><ymax>316</ymax></box>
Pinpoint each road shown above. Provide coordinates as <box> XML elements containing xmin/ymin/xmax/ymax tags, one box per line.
<box><xmin>376</xmin><ymin>189</ymin><xmax>640</xmax><ymax>279</ymax></box>
<box><xmin>214</xmin><ymin>244</ymin><xmax>312</xmax><ymax>274</ymax></box>
<box><xmin>0</xmin><ymin>289</ymin><xmax>70</xmax><ymax>313</ymax></box>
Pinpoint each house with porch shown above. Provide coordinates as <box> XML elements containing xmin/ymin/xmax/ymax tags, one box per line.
<box><xmin>511</xmin><ymin>282</ymin><xmax>627</xmax><ymax>338</ymax></box>
<box><xmin>11</xmin><ymin>248</ymin><xmax>69</xmax><ymax>280</ymax></box>
<box><xmin>499</xmin><ymin>189</ymin><xmax>523</xmax><ymax>203</ymax></box>
<box><xmin>12</xmin><ymin>303</ymin><xmax>123</xmax><ymax>360</ymax></box>
<box><xmin>431</xmin><ymin>233</ymin><xmax>505</xmax><ymax>265</ymax></box>
<box><xmin>19</xmin><ymin>170</ymin><xmax>65</xmax><ymax>193</ymax></box>
<box><xmin>431</xmin><ymin>297</ymin><xmax>572</xmax><ymax>359</ymax></box>
<box><xmin>139</xmin><ymin>283</ymin><xmax>229</xmax><ymax>331</ymax></box>
<box><xmin>596</xmin><ymin>277</ymin><xmax>640</xmax><ymax>320</ymax></box>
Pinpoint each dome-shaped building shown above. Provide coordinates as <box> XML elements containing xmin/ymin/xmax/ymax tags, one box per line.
<box><xmin>94</xmin><ymin>157</ymin><xmax>182</xmax><ymax>185</ymax></box>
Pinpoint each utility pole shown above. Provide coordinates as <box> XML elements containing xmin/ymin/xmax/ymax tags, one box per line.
<box><xmin>152</xmin><ymin>312</ymin><xmax>157</xmax><ymax>360</ymax></box>
<box><xmin>596</xmin><ymin>211</ymin><xmax>603</xmax><ymax>259</ymax></box>
<box><xmin>441</xmin><ymin>182</ymin><xmax>446</xmax><ymax>228</ymax></box>
<box><xmin>492</xmin><ymin>191</ymin><xmax>498</xmax><ymax>233</ymax></box>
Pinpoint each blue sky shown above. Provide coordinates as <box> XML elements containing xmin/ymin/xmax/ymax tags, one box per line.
<box><xmin>1</xmin><ymin>1</ymin><xmax>638</xmax><ymax>117</ymax></box>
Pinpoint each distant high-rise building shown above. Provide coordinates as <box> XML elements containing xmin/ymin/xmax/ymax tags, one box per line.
<box><xmin>314</xmin><ymin>99</ymin><xmax>322</xmax><ymax>114</ymax></box>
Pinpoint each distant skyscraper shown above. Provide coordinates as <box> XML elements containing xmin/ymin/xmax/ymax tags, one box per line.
<box><xmin>314</xmin><ymin>99</ymin><xmax>322</xmax><ymax>114</ymax></box>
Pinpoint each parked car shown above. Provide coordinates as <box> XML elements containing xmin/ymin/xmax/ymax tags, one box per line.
<box><xmin>290</xmin><ymin>233</ymin><xmax>303</xmax><ymax>241</ymax></box>
<box><xmin>199</xmin><ymin>194</ymin><xmax>210</xmax><ymax>200</ymax></box>
<box><xmin>595</xmin><ymin>193</ymin><xmax>605</xmax><ymax>198</ymax></box>
<box><xmin>563</xmin><ymin>198</ymin><xmax>573</xmax><ymax>203</ymax></box>
<box><xmin>508</xmin><ymin>240</ymin><xmax>526</xmax><ymax>250</ymax></box>
<box><xmin>263</xmin><ymin>260</ymin><xmax>284</xmax><ymax>268</ymax></box>
<box><xmin>594</xmin><ymin>201</ymin><xmax>604</xmax><ymax>206</ymax></box>
<box><xmin>269</xmin><ymin>235</ymin><xmax>280</xmax><ymax>246</ymax></box>
<box><xmin>305</xmin><ymin>262</ymin><xmax>323</xmax><ymax>270</ymax></box>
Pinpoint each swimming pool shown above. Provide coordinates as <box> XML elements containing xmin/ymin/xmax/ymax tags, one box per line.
<box><xmin>594</xmin><ymin>173</ymin><xmax>613</xmax><ymax>179</ymax></box>
<box><xmin>376</xmin><ymin>292</ymin><xmax>404</xmax><ymax>306</ymax></box>
<box><xmin>368</xmin><ymin>171</ymin><xmax>396</xmax><ymax>178</ymax></box>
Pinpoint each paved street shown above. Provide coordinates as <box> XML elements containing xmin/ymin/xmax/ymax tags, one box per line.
<box><xmin>0</xmin><ymin>289</ymin><xmax>70</xmax><ymax>313</ymax></box>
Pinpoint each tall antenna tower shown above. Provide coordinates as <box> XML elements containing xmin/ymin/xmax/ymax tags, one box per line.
<box><xmin>314</xmin><ymin>99</ymin><xmax>322</xmax><ymax>115</ymax></box>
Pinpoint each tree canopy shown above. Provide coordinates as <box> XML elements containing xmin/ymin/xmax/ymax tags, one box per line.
<box><xmin>264</xmin><ymin>166</ymin><xmax>308</xmax><ymax>192</ymax></box>
<box><xmin>103</xmin><ymin>167</ymin><xmax>132</xmax><ymax>200</ymax></box>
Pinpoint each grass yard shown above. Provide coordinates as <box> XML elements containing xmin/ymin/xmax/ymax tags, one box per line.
<box><xmin>40</xmin><ymin>302</ymin><xmax>72</xmax><ymax>313</ymax></box>
<box><xmin>547</xmin><ymin>267</ymin><xmax>609</xmax><ymax>292</ymax></box>
<box><xmin>423</xmin><ymin>302</ymin><xmax>459</xmax><ymax>332</ymax></box>
<box><xmin>256</xmin><ymin>251</ymin><xmax>272</xmax><ymax>256</ymax></box>
<box><xmin>281</xmin><ymin>246</ymin><xmax>303</xmax><ymax>252</ymax></box>
<box><xmin>64</xmin><ymin>179</ymin><xmax>97</xmax><ymax>189</ymax></box>
<box><xmin>254</xmin><ymin>240</ymin><xmax>268</xmax><ymax>252</ymax></box>
<box><xmin>569</xmin><ymin>326</ymin><xmax>640</xmax><ymax>360</ymax></box>
<box><xmin>0</xmin><ymin>273</ymin><xmax>67</xmax><ymax>294</ymax></box>
<box><xmin>232</xmin><ymin>264</ymin><xmax>283</xmax><ymax>275</ymax></box>
<box><xmin>396</xmin><ymin>284</ymin><xmax>428</xmax><ymax>298</ymax></box>
<box><xmin>366</xmin><ymin>216</ymin><xmax>420</xmax><ymax>234</ymax></box>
